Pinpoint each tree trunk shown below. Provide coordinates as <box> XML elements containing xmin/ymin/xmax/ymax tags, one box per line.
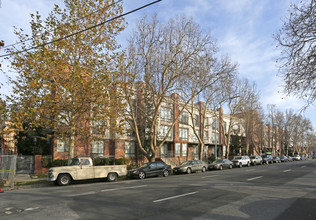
<box><xmin>68</xmin><ymin>127</ymin><xmax>75</xmax><ymax>165</ymax></box>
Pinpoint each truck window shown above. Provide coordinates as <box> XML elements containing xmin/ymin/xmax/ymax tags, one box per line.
<box><xmin>81</xmin><ymin>159</ymin><xmax>90</xmax><ymax>165</ymax></box>
<box><xmin>70</xmin><ymin>158</ymin><xmax>80</xmax><ymax>166</ymax></box>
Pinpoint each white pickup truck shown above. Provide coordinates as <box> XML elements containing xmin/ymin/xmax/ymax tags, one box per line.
<box><xmin>48</xmin><ymin>157</ymin><xmax>127</xmax><ymax>186</ymax></box>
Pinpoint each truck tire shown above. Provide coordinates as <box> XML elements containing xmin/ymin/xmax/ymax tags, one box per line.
<box><xmin>107</xmin><ymin>173</ymin><xmax>118</xmax><ymax>182</ymax></box>
<box><xmin>57</xmin><ymin>174</ymin><xmax>71</xmax><ymax>186</ymax></box>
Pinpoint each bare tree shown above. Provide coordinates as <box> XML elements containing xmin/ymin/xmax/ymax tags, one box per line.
<box><xmin>123</xmin><ymin>15</ymin><xmax>227</xmax><ymax>162</ymax></box>
<box><xmin>274</xmin><ymin>0</ymin><xmax>316</xmax><ymax>106</ymax></box>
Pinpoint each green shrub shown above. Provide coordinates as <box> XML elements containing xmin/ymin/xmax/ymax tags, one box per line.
<box><xmin>52</xmin><ymin>159</ymin><xmax>68</xmax><ymax>167</ymax></box>
<box><xmin>41</xmin><ymin>156</ymin><xmax>52</xmax><ymax>168</ymax></box>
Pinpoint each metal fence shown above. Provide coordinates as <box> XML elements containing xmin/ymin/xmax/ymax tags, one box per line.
<box><xmin>0</xmin><ymin>155</ymin><xmax>16</xmax><ymax>189</ymax></box>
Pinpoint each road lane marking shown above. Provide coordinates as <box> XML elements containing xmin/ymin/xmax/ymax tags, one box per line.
<box><xmin>153</xmin><ymin>191</ymin><xmax>198</xmax><ymax>203</ymax></box>
<box><xmin>201</xmin><ymin>175</ymin><xmax>219</xmax><ymax>179</ymax></box>
<box><xmin>301</xmin><ymin>166</ymin><xmax>306</xmax><ymax>168</ymax></box>
<box><xmin>67</xmin><ymin>191</ymin><xmax>96</xmax><ymax>197</ymax></box>
<box><xmin>247</xmin><ymin>176</ymin><xmax>263</xmax><ymax>181</ymax></box>
<box><xmin>101</xmin><ymin>185</ymin><xmax>148</xmax><ymax>192</ymax></box>
<box><xmin>283</xmin><ymin>169</ymin><xmax>292</xmax><ymax>172</ymax></box>
<box><xmin>25</xmin><ymin>207</ymin><xmax>39</xmax><ymax>211</ymax></box>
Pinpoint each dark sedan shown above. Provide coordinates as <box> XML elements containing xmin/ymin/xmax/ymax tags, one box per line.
<box><xmin>279</xmin><ymin>156</ymin><xmax>288</xmax><ymax>162</ymax></box>
<box><xmin>208</xmin><ymin>159</ymin><xmax>233</xmax><ymax>170</ymax></box>
<box><xmin>127</xmin><ymin>161</ymin><xmax>171</xmax><ymax>179</ymax></box>
<box><xmin>272</xmin><ymin>156</ymin><xmax>281</xmax><ymax>163</ymax></box>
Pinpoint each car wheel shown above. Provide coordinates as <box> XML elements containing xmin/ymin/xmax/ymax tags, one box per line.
<box><xmin>239</xmin><ymin>163</ymin><xmax>242</xmax><ymax>168</ymax></box>
<box><xmin>229</xmin><ymin>164</ymin><xmax>233</xmax><ymax>169</ymax></box>
<box><xmin>187</xmin><ymin>168</ymin><xmax>192</xmax><ymax>174</ymax></box>
<box><xmin>253</xmin><ymin>161</ymin><xmax>256</xmax><ymax>166</ymax></box>
<box><xmin>138</xmin><ymin>171</ymin><xmax>146</xmax><ymax>179</ymax></box>
<box><xmin>202</xmin><ymin>166</ymin><xmax>206</xmax><ymax>172</ymax></box>
<box><xmin>260</xmin><ymin>161</ymin><xmax>263</xmax><ymax>165</ymax></box>
<box><xmin>107</xmin><ymin>173</ymin><xmax>117</xmax><ymax>182</ymax></box>
<box><xmin>57</xmin><ymin>174</ymin><xmax>71</xmax><ymax>186</ymax></box>
<box><xmin>247</xmin><ymin>162</ymin><xmax>250</xmax><ymax>167</ymax></box>
<box><xmin>219</xmin><ymin>165</ymin><xmax>223</xmax><ymax>170</ymax></box>
<box><xmin>163</xmin><ymin>170</ymin><xmax>169</xmax><ymax>177</ymax></box>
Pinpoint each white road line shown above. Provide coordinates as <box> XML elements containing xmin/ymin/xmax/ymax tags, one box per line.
<box><xmin>247</xmin><ymin>176</ymin><xmax>263</xmax><ymax>181</ymax></box>
<box><xmin>283</xmin><ymin>169</ymin><xmax>292</xmax><ymax>172</ymax></box>
<box><xmin>153</xmin><ymin>191</ymin><xmax>198</xmax><ymax>203</ymax></box>
<box><xmin>201</xmin><ymin>175</ymin><xmax>219</xmax><ymax>179</ymax></box>
<box><xmin>25</xmin><ymin>207</ymin><xmax>40</xmax><ymax>211</ymax></box>
<box><xmin>101</xmin><ymin>185</ymin><xmax>148</xmax><ymax>192</ymax></box>
<box><xmin>301</xmin><ymin>166</ymin><xmax>306</xmax><ymax>168</ymax></box>
<box><xmin>67</xmin><ymin>191</ymin><xmax>96</xmax><ymax>197</ymax></box>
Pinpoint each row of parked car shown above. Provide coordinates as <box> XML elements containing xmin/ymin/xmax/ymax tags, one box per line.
<box><xmin>126</xmin><ymin>154</ymin><xmax>309</xmax><ymax>179</ymax></box>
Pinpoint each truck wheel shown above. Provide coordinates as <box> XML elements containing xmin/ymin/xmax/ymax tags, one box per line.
<box><xmin>107</xmin><ymin>173</ymin><xmax>117</xmax><ymax>182</ymax></box>
<box><xmin>57</xmin><ymin>174</ymin><xmax>71</xmax><ymax>186</ymax></box>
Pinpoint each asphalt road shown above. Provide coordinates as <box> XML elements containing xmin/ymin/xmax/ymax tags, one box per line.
<box><xmin>1</xmin><ymin>160</ymin><xmax>315</xmax><ymax>220</ymax></box>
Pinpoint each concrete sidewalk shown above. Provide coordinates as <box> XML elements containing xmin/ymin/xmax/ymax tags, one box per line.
<box><xmin>1</xmin><ymin>174</ymin><xmax>49</xmax><ymax>191</ymax></box>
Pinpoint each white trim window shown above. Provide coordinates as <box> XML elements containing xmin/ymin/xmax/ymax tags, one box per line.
<box><xmin>125</xmin><ymin>141</ymin><xmax>136</xmax><ymax>157</ymax></box>
<box><xmin>179</xmin><ymin>128</ymin><xmax>188</xmax><ymax>141</ymax></box>
<box><xmin>159</xmin><ymin>125</ymin><xmax>172</xmax><ymax>138</ymax></box>
<box><xmin>160</xmin><ymin>107</ymin><xmax>172</xmax><ymax>122</ymax></box>
<box><xmin>175</xmin><ymin>143</ymin><xmax>181</xmax><ymax>157</ymax></box>
<box><xmin>212</xmin><ymin>132</ymin><xmax>220</xmax><ymax>144</ymax></box>
<box><xmin>57</xmin><ymin>138</ymin><xmax>70</xmax><ymax>152</ymax></box>
<box><xmin>179</xmin><ymin>112</ymin><xmax>189</xmax><ymax>124</ymax></box>
<box><xmin>204</xmin><ymin>131</ymin><xmax>209</xmax><ymax>142</ymax></box>
<box><xmin>182</xmin><ymin>143</ymin><xmax>187</xmax><ymax>156</ymax></box>
<box><xmin>92</xmin><ymin>140</ymin><xmax>104</xmax><ymax>156</ymax></box>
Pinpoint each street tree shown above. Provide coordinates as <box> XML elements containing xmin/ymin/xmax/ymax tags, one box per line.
<box><xmin>5</xmin><ymin>0</ymin><xmax>126</xmax><ymax>162</ymax></box>
<box><xmin>123</xmin><ymin>15</ymin><xmax>227</xmax><ymax>162</ymax></box>
<box><xmin>274</xmin><ymin>0</ymin><xmax>316</xmax><ymax>106</ymax></box>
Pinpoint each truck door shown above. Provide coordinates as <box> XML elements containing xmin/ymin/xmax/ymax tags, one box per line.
<box><xmin>77</xmin><ymin>158</ymin><xmax>94</xmax><ymax>180</ymax></box>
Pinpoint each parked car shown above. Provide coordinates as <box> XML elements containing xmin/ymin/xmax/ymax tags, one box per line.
<box><xmin>279</xmin><ymin>156</ymin><xmax>288</xmax><ymax>162</ymax></box>
<box><xmin>292</xmin><ymin>155</ymin><xmax>301</xmax><ymax>161</ymax></box>
<box><xmin>261</xmin><ymin>155</ymin><xmax>273</xmax><ymax>164</ymax></box>
<box><xmin>301</xmin><ymin>155</ymin><xmax>307</xmax><ymax>160</ymax></box>
<box><xmin>249</xmin><ymin>155</ymin><xmax>263</xmax><ymax>166</ymax></box>
<box><xmin>312</xmin><ymin>154</ymin><xmax>316</xmax><ymax>159</ymax></box>
<box><xmin>208</xmin><ymin>159</ymin><xmax>233</xmax><ymax>170</ymax></box>
<box><xmin>127</xmin><ymin>161</ymin><xmax>171</xmax><ymax>179</ymax></box>
<box><xmin>272</xmin><ymin>156</ymin><xmax>281</xmax><ymax>163</ymax></box>
<box><xmin>287</xmin><ymin>156</ymin><xmax>293</xmax><ymax>162</ymax></box>
<box><xmin>173</xmin><ymin>160</ymin><xmax>207</xmax><ymax>174</ymax></box>
<box><xmin>231</xmin><ymin>156</ymin><xmax>250</xmax><ymax>168</ymax></box>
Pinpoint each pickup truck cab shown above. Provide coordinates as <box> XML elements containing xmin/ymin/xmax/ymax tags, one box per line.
<box><xmin>48</xmin><ymin>157</ymin><xmax>127</xmax><ymax>186</ymax></box>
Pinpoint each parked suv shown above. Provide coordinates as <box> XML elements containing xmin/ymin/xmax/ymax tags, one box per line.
<box><xmin>261</xmin><ymin>155</ymin><xmax>273</xmax><ymax>164</ymax></box>
<box><xmin>232</xmin><ymin>156</ymin><xmax>250</xmax><ymax>168</ymax></box>
<box><xmin>249</xmin><ymin>155</ymin><xmax>263</xmax><ymax>166</ymax></box>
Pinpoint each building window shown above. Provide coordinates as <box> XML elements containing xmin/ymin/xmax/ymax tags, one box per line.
<box><xmin>182</xmin><ymin>143</ymin><xmax>187</xmax><ymax>156</ymax></box>
<box><xmin>92</xmin><ymin>140</ymin><xmax>104</xmax><ymax>156</ymax></box>
<box><xmin>57</xmin><ymin>138</ymin><xmax>70</xmax><ymax>152</ymax></box>
<box><xmin>159</xmin><ymin>125</ymin><xmax>172</xmax><ymax>138</ymax></box>
<box><xmin>212</xmin><ymin>118</ymin><xmax>219</xmax><ymax>131</ymax></box>
<box><xmin>160</xmin><ymin>107</ymin><xmax>172</xmax><ymax>122</ymax></box>
<box><xmin>205</xmin><ymin>117</ymin><xmax>209</xmax><ymax>127</ymax></box>
<box><xmin>125</xmin><ymin>141</ymin><xmax>136</xmax><ymax>157</ymax></box>
<box><xmin>204</xmin><ymin>145</ymin><xmax>209</xmax><ymax>157</ymax></box>
<box><xmin>179</xmin><ymin>128</ymin><xmax>188</xmax><ymax>141</ymax></box>
<box><xmin>204</xmin><ymin>131</ymin><xmax>209</xmax><ymax>142</ymax></box>
<box><xmin>212</xmin><ymin>132</ymin><xmax>220</xmax><ymax>144</ymax></box>
<box><xmin>193</xmin><ymin>145</ymin><xmax>198</xmax><ymax>156</ymax></box>
<box><xmin>175</xmin><ymin>143</ymin><xmax>181</xmax><ymax>157</ymax></box>
<box><xmin>194</xmin><ymin>114</ymin><xmax>200</xmax><ymax>127</ymax></box>
<box><xmin>179</xmin><ymin>112</ymin><xmax>189</xmax><ymax>124</ymax></box>
<box><xmin>92</xmin><ymin>119</ymin><xmax>106</xmax><ymax>135</ymax></box>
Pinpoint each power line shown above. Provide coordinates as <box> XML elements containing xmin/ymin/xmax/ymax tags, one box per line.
<box><xmin>0</xmin><ymin>0</ymin><xmax>162</xmax><ymax>58</ymax></box>
<box><xmin>2</xmin><ymin>0</ymin><xmax>123</xmax><ymax>49</ymax></box>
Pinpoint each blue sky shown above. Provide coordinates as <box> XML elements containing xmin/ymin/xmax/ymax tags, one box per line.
<box><xmin>0</xmin><ymin>0</ymin><xmax>315</xmax><ymax>129</ymax></box>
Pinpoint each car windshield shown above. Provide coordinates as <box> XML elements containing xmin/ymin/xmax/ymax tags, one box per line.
<box><xmin>234</xmin><ymin>156</ymin><xmax>242</xmax><ymax>160</ymax></box>
<box><xmin>139</xmin><ymin>163</ymin><xmax>149</xmax><ymax>168</ymax></box>
<box><xmin>180</xmin><ymin>161</ymin><xmax>192</xmax><ymax>166</ymax></box>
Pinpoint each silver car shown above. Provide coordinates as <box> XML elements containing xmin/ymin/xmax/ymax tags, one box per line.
<box><xmin>232</xmin><ymin>156</ymin><xmax>251</xmax><ymax>168</ymax></box>
<box><xmin>249</xmin><ymin>155</ymin><xmax>263</xmax><ymax>165</ymax></box>
<box><xmin>173</xmin><ymin>160</ymin><xmax>207</xmax><ymax>174</ymax></box>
